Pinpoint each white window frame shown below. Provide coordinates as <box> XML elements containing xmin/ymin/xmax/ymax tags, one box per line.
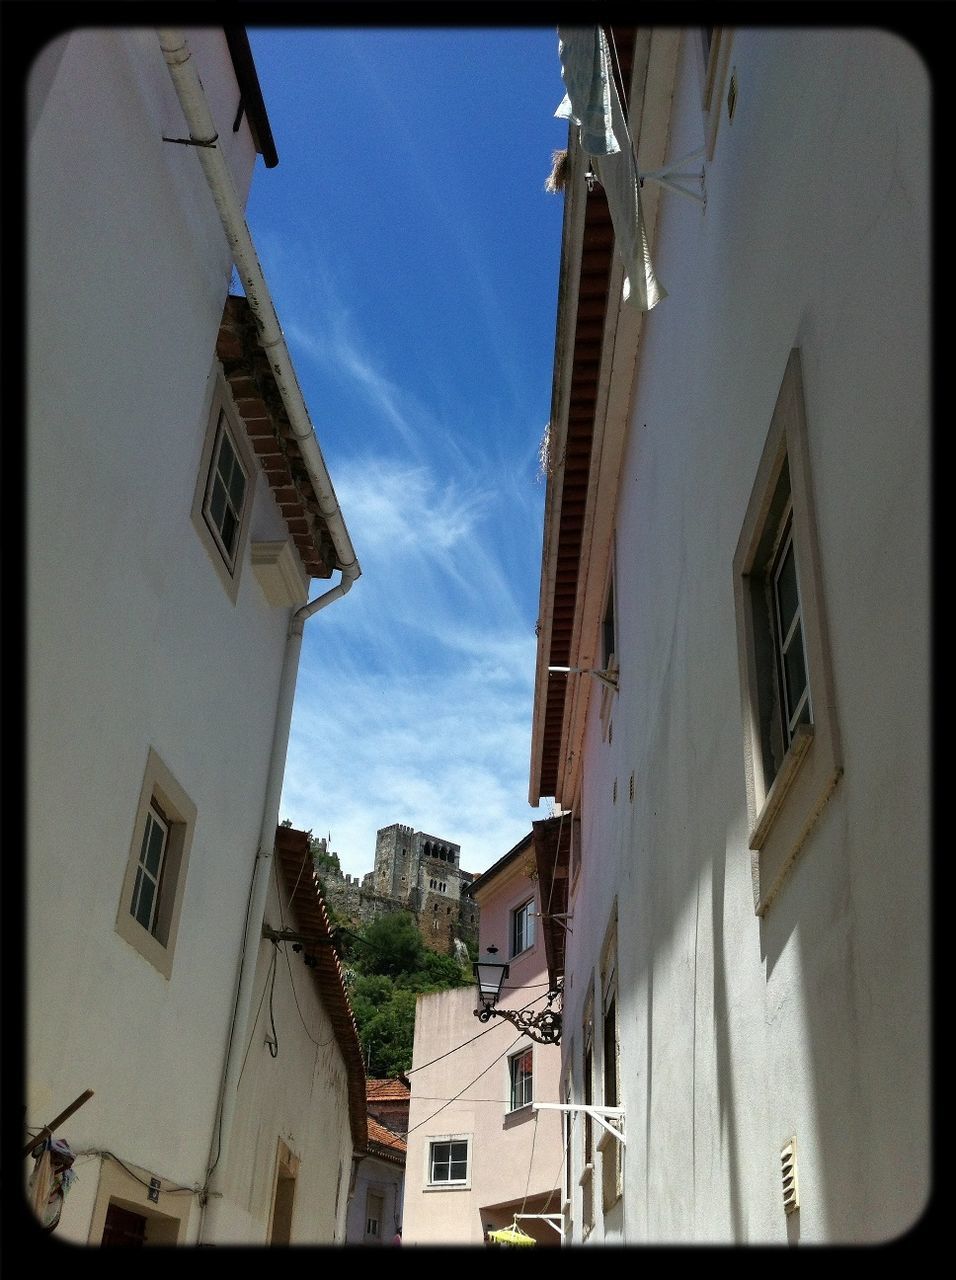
<box><xmin>202</xmin><ymin>412</ymin><xmax>248</xmax><ymax>571</ymax></box>
<box><xmin>508</xmin><ymin>1046</ymin><xmax>534</xmax><ymax>1112</ymax></box>
<box><xmin>733</xmin><ymin>350</ymin><xmax>842</xmax><ymax>915</ymax></box>
<box><xmin>128</xmin><ymin>802</ymin><xmax>169</xmax><ymax>935</ymax></box>
<box><xmin>426</xmin><ymin>1134</ymin><xmax>471</xmax><ymax>1190</ymax></box>
<box><xmin>364</xmin><ymin>1189</ymin><xmax>384</xmax><ymax>1240</ymax></box>
<box><xmin>191</xmin><ymin>374</ymin><xmax>257</xmax><ymax>603</ymax></box>
<box><xmin>599</xmin><ymin>911</ymin><xmax>622</xmax><ymax>1211</ymax></box>
<box><xmin>115</xmin><ymin>748</ymin><xmax>197</xmax><ymax>979</ymax></box>
<box><xmin>693</xmin><ymin>27</ymin><xmax>734</xmax><ymax>159</ymax></box>
<box><xmin>580</xmin><ymin>990</ymin><xmax>595</xmax><ymax>1236</ymax></box>
<box><xmin>510</xmin><ymin>897</ymin><xmax>536</xmax><ymax>958</ymax></box>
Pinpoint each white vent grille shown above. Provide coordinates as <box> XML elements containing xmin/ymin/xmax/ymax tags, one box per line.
<box><xmin>781</xmin><ymin>1137</ymin><xmax>799</xmax><ymax>1215</ymax></box>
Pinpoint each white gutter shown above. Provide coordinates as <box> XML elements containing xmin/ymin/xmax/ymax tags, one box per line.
<box><xmin>156</xmin><ymin>29</ymin><xmax>362</xmax><ymax>1243</ymax></box>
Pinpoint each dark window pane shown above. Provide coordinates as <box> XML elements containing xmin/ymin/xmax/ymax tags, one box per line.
<box><xmin>134</xmin><ymin>874</ymin><xmax>155</xmax><ymax>930</ymax></box>
<box><xmin>783</xmin><ymin>625</ymin><xmax>808</xmax><ymax>724</ymax></box>
<box><xmin>775</xmin><ymin>539</ymin><xmax>800</xmax><ymax>635</ymax></box>
<box><xmin>217</xmin><ymin>431</ymin><xmax>236</xmax><ymax>479</ymax></box>
<box><xmin>450</xmin><ymin>1162</ymin><xmax>467</xmax><ymax>1180</ymax></box>
<box><xmin>209</xmin><ymin>478</ymin><xmax>226</xmax><ymax>528</ymax></box>
<box><xmin>221</xmin><ymin>505</ymin><xmax>237</xmax><ymax>555</ymax></box>
<box><xmin>228</xmin><ymin>461</ymin><xmax>246</xmax><ymax>509</ymax></box>
<box><xmin>144</xmin><ymin>815</ymin><xmax>165</xmax><ymax>876</ymax></box>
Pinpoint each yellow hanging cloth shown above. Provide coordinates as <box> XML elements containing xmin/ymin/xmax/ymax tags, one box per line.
<box><xmin>487</xmin><ymin>1219</ymin><xmax>536</xmax><ymax>1246</ymax></box>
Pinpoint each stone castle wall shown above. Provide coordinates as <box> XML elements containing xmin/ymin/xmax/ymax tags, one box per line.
<box><xmin>316</xmin><ymin>824</ymin><xmax>479</xmax><ymax>956</ymax></box>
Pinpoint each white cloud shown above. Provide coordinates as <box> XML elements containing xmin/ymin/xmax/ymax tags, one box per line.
<box><xmin>279</xmin><ymin>652</ymin><xmax>548</xmax><ymax>879</ymax></box>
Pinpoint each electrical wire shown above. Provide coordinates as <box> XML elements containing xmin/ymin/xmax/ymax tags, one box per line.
<box><xmin>519</xmin><ymin>1107</ymin><xmax>541</xmax><ymax>1216</ymax></box>
<box><xmin>238</xmin><ymin>942</ymin><xmax>279</xmax><ymax>1084</ymax></box>
<box><xmin>281</xmin><ymin>941</ymin><xmax>336</xmax><ymax>1050</ymax></box>
<box><xmin>405</xmin><ymin>988</ymin><xmax>553</xmax><ymax>1076</ymax></box>
<box><xmin>403</xmin><ymin>1032</ymin><xmax>525</xmax><ymax>1138</ymax></box>
<box><xmin>270</xmin><ymin>845</ymin><xmax>336</xmax><ymax>1050</ymax></box>
<box><xmin>74</xmin><ymin>1148</ymin><xmax>200</xmax><ymax>1196</ymax></box>
<box><xmin>205</xmin><ymin>843</ymin><xmax>261</xmax><ymax>1182</ymax></box>
<box><xmin>541</xmin><ymin>1100</ymin><xmax>575</xmax><ymax>1215</ymax></box>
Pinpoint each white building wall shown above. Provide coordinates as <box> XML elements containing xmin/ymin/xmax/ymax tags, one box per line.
<box><xmin>346</xmin><ymin>1156</ymin><xmax>404</xmax><ymax>1244</ymax></box>
<box><xmin>561</xmin><ymin>29</ymin><xmax>928</xmax><ymax>1245</ymax></box>
<box><xmin>26</xmin><ymin>29</ymin><xmax>300</xmax><ymax>1242</ymax></box>
<box><xmin>220</xmin><ymin>877</ymin><xmax>356</xmax><ymax>1243</ymax></box>
<box><xmin>403</xmin><ymin>861</ymin><xmax>564</xmax><ymax>1245</ymax></box>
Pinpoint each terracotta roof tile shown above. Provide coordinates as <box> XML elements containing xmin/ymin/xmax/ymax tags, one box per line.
<box><xmin>367</xmin><ymin>1078</ymin><xmax>411</xmax><ymax>1102</ymax></box>
<box><xmin>274</xmin><ymin>826</ymin><xmax>367</xmax><ymax>1151</ymax></box>
<box><xmin>367</xmin><ymin>1117</ymin><xmax>407</xmax><ymax>1157</ymax></box>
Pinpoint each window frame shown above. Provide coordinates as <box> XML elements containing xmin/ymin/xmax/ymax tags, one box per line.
<box><xmin>508</xmin><ymin>1046</ymin><xmax>534</xmax><ymax>1112</ymax></box>
<box><xmin>510</xmin><ymin>896</ymin><xmax>536</xmax><ymax>958</ymax></box>
<box><xmin>599</xmin><ymin>911</ymin><xmax>622</xmax><ymax>1211</ymax></box>
<box><xmin>191</xmin><ymin>374</ymin><xmax>257</xmax><ymax>603</ymax></box>
<box><xmin>693</xmin><ymin>27</ymin><xmax>734</xmax><ymax>159</ymax></box>
<box><xmin>580</xmin><ymin>990</ymin><xmax>595</xmax><ymax>1236</ymax></box>
<box><xmin>733</xmin><ymin>350</ymin><xmax>842</xmax><ymax>915</ymax></box>
<box><xmin>364</xmin><ymin>1189</ymin><xmax>384</xmax><ymax>1241</ymax></box>
<box><xmin>128</xmin><ymin>801</ymin><xmax>170</xmax><ymax>935</ymax></box>
<box><xmin>426</xmin><ymin>1134</ymin><xmax>472</xmax><ymax>1190</ymax></box>
<box><xmin>115</xmin><ymin>748</ymin><xmax>197</xmax><ymax>979</ymax></box>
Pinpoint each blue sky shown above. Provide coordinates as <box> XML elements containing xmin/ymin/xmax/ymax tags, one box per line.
<box><xmin>245</xmin><ymin>28</ymin><xmax>568</xmax><ymax>879</ymax></box>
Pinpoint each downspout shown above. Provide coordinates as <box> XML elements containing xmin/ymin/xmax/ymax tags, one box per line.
<box><xmin>156</xmin><ymin>30</ymin><xmax>362</xmax><ymax>1242</ymax></box>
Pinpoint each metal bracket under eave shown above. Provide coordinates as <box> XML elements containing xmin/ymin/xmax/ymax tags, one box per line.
<box><xmin>639</xmin><ymin>148</ymin><xmax>706</xmax><ymax>208</ymax></box>
<box><xmin>532</xmin><ymin>1102</ymin><xmax>626</xmax><ymax>1147</ymax></box>
<box><xmin>533</xmin><ymin>911</ymin><xmax>573</xmax><ymax>936</ymax></box>
<box><xmin>261</xmin><ymin>925</ymin><xmax>334</xmax><ymax>947</ymax></box>
<box><xmin>515</xmin><ymin>1214</ymin><xmax>564</xmax><ymax>1240</ymax></box>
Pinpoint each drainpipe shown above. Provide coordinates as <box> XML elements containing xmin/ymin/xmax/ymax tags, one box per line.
<box><xmin>155</xmin><ymin>29</ymin><xmax>362</xmax><ymax>1242</ymax></box>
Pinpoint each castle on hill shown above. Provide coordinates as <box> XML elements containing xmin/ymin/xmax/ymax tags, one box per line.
<box><xmin>315</xmin><ymin>822</ymin><xmax>479</xmax><ymax>958</ymax></box>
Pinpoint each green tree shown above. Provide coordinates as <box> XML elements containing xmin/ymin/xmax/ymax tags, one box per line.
<box><xmin>354</xmin><ymin>912</ymin><xmax>424</xmax><ymax>979</ymax></box>
<box><xmin>360</xmin><ymin>989</ymin><xmax>419</xmax><ymax>1077</ymax></box>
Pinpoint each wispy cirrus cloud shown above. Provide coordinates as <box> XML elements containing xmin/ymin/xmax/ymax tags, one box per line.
<box><xmin>279</xmin><ymin>657</ymin><xmax>547</xmax><ymax>879</ymax></box>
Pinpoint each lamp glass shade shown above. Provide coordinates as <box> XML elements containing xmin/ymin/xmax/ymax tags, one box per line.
<box><xmin>473</xmin><ymin>959</ymin><xmax>509</xmax><ymax>1005</ymax></box>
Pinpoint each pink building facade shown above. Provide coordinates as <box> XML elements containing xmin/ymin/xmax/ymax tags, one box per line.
<box><xmin>402</xmin><ymin>833</ymin><xmax>564</xmax><ymax>1245</ymax></box>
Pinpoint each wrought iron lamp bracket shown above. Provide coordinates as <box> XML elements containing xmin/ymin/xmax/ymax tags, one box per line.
<box><xmin>474</xmin><ymin>984</ymin><xmax>563</xmax><ymax>1045</ymax></box>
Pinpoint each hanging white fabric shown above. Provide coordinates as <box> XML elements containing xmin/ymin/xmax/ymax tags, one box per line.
<box><xmin>555</xmin><ymin>26</ymin><xmax>666</xmax><ymax>312</ymax></box>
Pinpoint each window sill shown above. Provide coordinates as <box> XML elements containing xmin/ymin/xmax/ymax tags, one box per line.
<box><xmin>748</xmin><ymin>723</ymin><xmax>814</xmax><ymax>850</ymax></box>
<box><xmin>503</xmin><ymin>1103</ymin><xmax>533</xmax><ymax>1130</ymax></box>
<box><xmin>578</xmin><ymin>1162</ymin><xmax>594</xmax><ymax>1188</ymax></box>
<box><xmin>424</xmin><ymin>1183</ymin><xmax>471</xmax><ymax>1192</ymax></box>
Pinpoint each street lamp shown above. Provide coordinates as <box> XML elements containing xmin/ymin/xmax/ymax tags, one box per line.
<box><xmin>472</xmin><ymin>949</ymin><xmax>563</xmax><ymax>1045</ymax></box>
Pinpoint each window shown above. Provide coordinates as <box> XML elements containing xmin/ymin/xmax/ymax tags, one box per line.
<box><xmin>129</xmin><ymin>802</ymin><xmax>169</xmax><ymax>934</ymax></box>
<box><xmin>600</xmin><ymin>913</ymin><xmax>622</xmax><ymax>1211</ymax></box>
<box><xmin>602</xmin><ymin>579</ymin><xmax>616</xmax><ymax>670</ymax></box>
<box><xmin>509</xmin><ymin>1048</ymin><xmax>533</xmax><ymax>1111</ymax></box>
<box><xmin>365</xmin><ymin>1190</ymin><xmax>384</xmax><ymax>1241</ymax></box>
<box><xmin>599</xmin><ymin>568</ymin><xmax>619</xmax><ymax>738</ymax></box>
<box><xmin>694</xmin><ymin>28</ymin><xmax>734</xmax><ymax>158</ymax></box>
<box><xmin>511</xmin><ymin>897</ymin><xmax>535</xmax><ymax>957</ymax></box>
<box><xmin>733</xmin><ymin>350</ymin><xmax>842</xmax><ymax>915</ymax></box>
<box><xmin>562</xmin><ymin>1057</ymin><xmax>574</xmax><ymax>1213</ymax></box>
<box><xmin>570</xmin><ymin>808</ymin><xmax>582</xmax><ymax>889</ymax></box>
<box><xmin>203</xmin><ymin>413</ymin><xmax>247</xmax><ymax>568</ymax></box>
<box><xmin>427</xmin><ymin>1136</ymin><xmax>471</xmax><ymax>1188</ymax></box>
<box><xmin>191</xmin><ymin>376</ymin><xmax>257</xmax><ymax>602</ymax></box>
<box><xmin>580</xmin><ymin>993</ymin><xmax>595</xmax><ymax>1235</ymax></box>
<box><xmin>115</xmin><ymin>748</ymin><xmax>197</xmax><ymax>979</ymax></box>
